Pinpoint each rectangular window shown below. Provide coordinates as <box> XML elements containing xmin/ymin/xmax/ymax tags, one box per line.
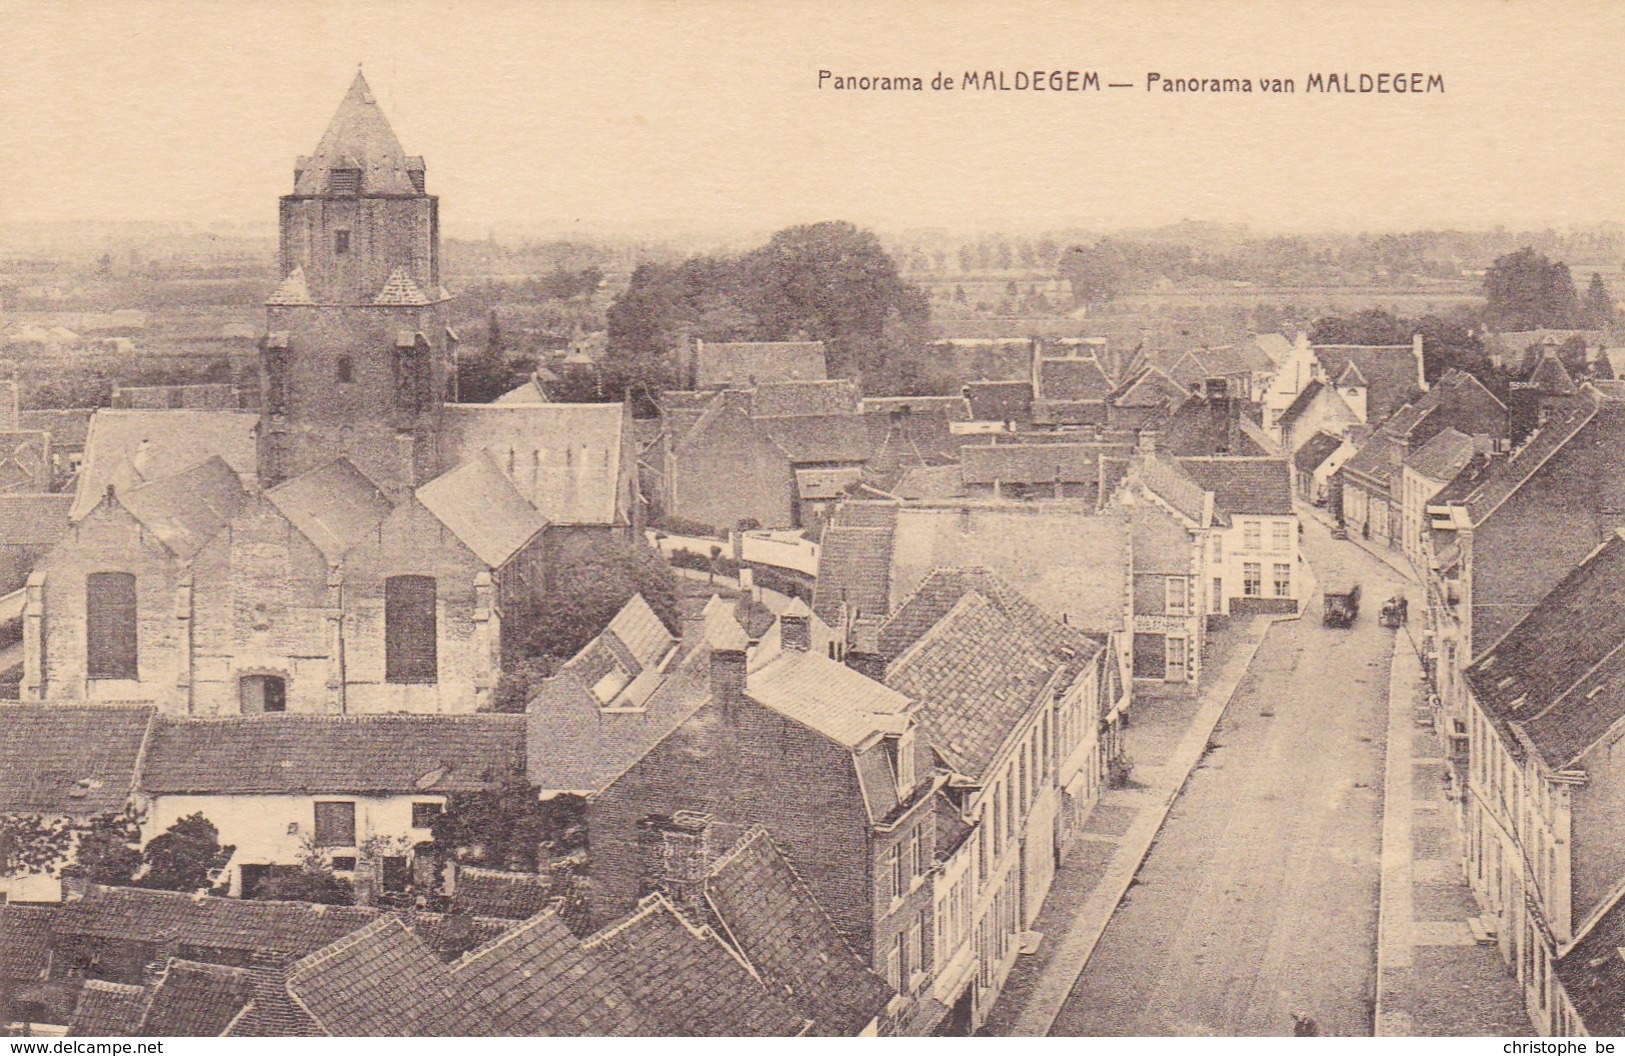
<box><xmin>1274</xmin><ymin>562</ymin><xmax>1292</xmax><ymax>598</ymax></box>
<box><xmin>1243</xmin><ymin>562</ymin><xmax>1262</xmax><ymax>597</ymax></box>
<box><xmin>911</xmin><ymin>826</ymin><xmax>926</xmax><ymax>879</ymax></box>
<box><xmin>1271</xmin><ymin>521</ymin><xmax>1291</xmax><ymax>550</ymax></box>
<box><xmin>381</xmin><ymin>856</ymin><xmax>410</xmax><ymax>893</ymax></box>
<box><xmin>889</xmin><ymin>846</ymin><xmax>904</xmax><ymax>903</ymax></box>
<box><xmin>889</xmin><ymin>933</ymin><xmax>905</xmax><ymax>991</ymax></box>
<box><xmin>313</xmin><ymin>801</ymin><xmax>356</xmax><ymax>848</ymax></box>
<box><xmin>411</xmin><ymin>801</ymin><xmax>442</xmax><ymax>829</ymax></box>
<box><xmin>1211</xmin><ymin>533</ymin><xmax>1222</xmax><ymax>563</ymax></box>
<box><xmin>86</xmin><ymin>572</ymin><xmax>138</xmax><ymax>679</ymax></box>
<box><xmin>385</xmin><ymin>575</ymin><xmax>438</xmax><ymax>684</ymax></box>
<box><xmin>1165</xmin><ymin>576</ymin><xmax>1189</xmax><ymax>616</ymax></box>
<box><xmin>907</xmin><ymin>915</ymin><xmax>924</xmax><ymax>987</ymax></box>
<box><xmin>1212</xmin><ymin>577</ymin><xmax>1224</xmax><ymax>613</ymax></box>
<box><xmin>334</xmin><ymin>229</ymin><xmax>350</xmax><ymax>255</ymax></box>
<box><xmin>1243</xmin><ymin>521</ymin><xmax>1261</xmax><ymax>549</ymax></box>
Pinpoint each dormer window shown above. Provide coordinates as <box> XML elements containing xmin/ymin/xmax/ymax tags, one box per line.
<box><xmin>329</xmin><ymin>169</ymin><xmax>361</xmax><ymax>195</ymax></box>
<box><xmin>884</xmin><ymin>726</ymin><xmax>917</xmax><ymax>797</ymax></box>
<box><xmin>334</xmin><ymin>230</ymin><xmax>351</xmax><ymax>255</ymax></box>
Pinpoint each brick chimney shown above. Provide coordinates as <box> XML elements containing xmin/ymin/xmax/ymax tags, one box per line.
<box><xmin>779</xmin><ymin>597</ymin><xmax>812</xmax><ymax>653</ymax></box>
<box><xmin>706</xmin><ymin>615</ymin><xmax>749</xmax><ymax>705</ymax></box>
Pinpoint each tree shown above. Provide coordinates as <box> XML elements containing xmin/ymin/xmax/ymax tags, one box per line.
<box><xmin>426</xmin><ymin>768</ymin><xmax>583</xmax><ymax>873</ymax></box>
<box><xmin>1584</xmin><ymin>272</ymin><xmax>1616</xmax><ymax>329</ymax></box>
<box><xmin>1061</xmin><ymin>241</ymin><xmax>1128</xmax><ymax>308</ymax></box>
<box><xmin>1483</xmin><ymin>247</ymin><xmax>1580</xmax><ymax>330</ymax></box>
<box><xmin>246</xmin><ymin>837</ymin><xmax>354</xmax><ymax>906</ymax></box>
<box><xmin>0</xmin><ymin>813</ymin><xmax>76</xmax><ymax>880</ymax></box>
<box><xmin>60</xmin><ymin>809</ymin><xmax>144</xmax><ymax>886</ymax></box>
<box><xmin>526</xmin><ymin>537</ymin><xmax>680</xmax><ymax>661</ymax></box>
<box><xmin>137</xmin><ymin>813</ymin><xmax>234</xmax><ymax>893</ymax></box>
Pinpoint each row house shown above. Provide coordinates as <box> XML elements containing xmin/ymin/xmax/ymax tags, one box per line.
<box><xmin>1158</xmin><ymin>385</ymin><xmax>1278</xmax><ymax>458</ymax></box>
<box><xmin>1462</xmin><ymin>532</ymin><xmax>1625</xmax><ymax>1036</ymax></box>
<box><xmin>877</xmin><ymin>570</ymin><xmax>1106</xmax><ymax>1032</ymax></box>
<box><xmin>1291</xmin><ymin>430</ymin><xmax>1350</xmax><ymax>508</ymax></box>
<box><xmin>1177</xmin><ymin>456</ymin><xmax>1301</xmax><ymax>617</ymax></box>
<box><xmin>1422</xmin><ymin>383</ymin><xmax>1625</xmax><ymax>771</ymax></box>
<box><xmin>1398</xmin><ymin>428</ymin><xmax>1492</xmax><ymax>573</ymax></box>
<box><xmin>25</xmin><ymin>450</ymin><xmax>550</xmax><ymax>715</ymax></box>
<box><xmin>1112</xmin><ymin>455</ymin><xmax>1211</xmax><ymax>686</ymax></box>
<box><xmin>1262</xmin><ymin>333</ymin><xmax>1427</xmax><ymax>441</ymax></box>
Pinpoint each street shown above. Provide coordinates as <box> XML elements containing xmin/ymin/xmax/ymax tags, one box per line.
<box><xmin>1050</xmin><ymin>518</ymin><xmax>1410</xmax><ymax>1036</ymax></box>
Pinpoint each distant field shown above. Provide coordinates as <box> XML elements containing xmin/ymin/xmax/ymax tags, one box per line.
<box><xmin>1116</xmin><ymin>284</ymin><xmax>1483</xmax><ymax>311</ymax></box>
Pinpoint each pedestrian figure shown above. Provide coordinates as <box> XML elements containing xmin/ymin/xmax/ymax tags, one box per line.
<box><xmin>1397</xmin><ymin>595</ymin><xmax>1408</xmax><ymax>624</ymax></box>
<box><xmin>1291</xmin><ymin>1012</ymin><xmax>1320</xmax><ymax>1037</ymax></box>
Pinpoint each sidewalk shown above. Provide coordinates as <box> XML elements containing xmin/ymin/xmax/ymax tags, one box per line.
<box><xmin>986</xmin><ymin>614</ymin><xmax>1283</xmax><ymax>1036</ymax></box>
<box><xmin>1373</xmin><ymin>624</ymin><xmax>1530</xmax><ymax>1035</ymax></box>
<box><xmin>1296</xmin><ymin>502</ymin><xmax>1421</xmax><ymax>585</ymax></box>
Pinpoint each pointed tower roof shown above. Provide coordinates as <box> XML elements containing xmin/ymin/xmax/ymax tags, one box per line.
<box><xmin>373</xmin><ymin>266</ymin><xmax>433</xmax><ymax>306</ymax></box>
<box><xmin>265</xmin><ymin>266</ymin><xmax>314</xmax><ymax>306</ymax></box>
<box><xmin>293</xmin><ymin>70</ymin><xmax>422</xmax><ymax>196</ymax></box>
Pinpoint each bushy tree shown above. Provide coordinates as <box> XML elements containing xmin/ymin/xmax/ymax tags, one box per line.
<box><xmin>1483</xmin><ymin>247</ymin><xmax>1580</xmax><ymax>330</ymax></box>
<box><xmin>526</xmin><ymin>538</ymin><xmax>680</xmax><ymax>661</ymax></box>
<box><xmin>0</xmin><ymin>813</ymin><xmax>76</xmax><ymax>879</ymax></box>
<box><xmin>137</xmin><ymin>813</ymin><xmax>234</xmax><ymax>893</ymax></box>
<box><xmin>426</xmin><ymin>768</ymin><xmax>582</xmax><ymax>873</ymax></box>
<box><xmin>1584</xmin><ymin>272</ymin><xmax>1617</xmax><ymax>329</ymax></box>
<box><xmin>60</xmin><ymin>809</ymin><xmax>144</xmax><ymax>886</ymax></box>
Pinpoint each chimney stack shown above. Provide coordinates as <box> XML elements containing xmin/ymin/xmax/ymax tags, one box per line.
<box><xmin>779</xmin><ymin>597</ymin><xmax>812</xmax><ymax>653</ymax></box>
<box><xmin>705</xmin><ymin>615</ymin><xmax>750</xmax><ymax>704</ymax></box>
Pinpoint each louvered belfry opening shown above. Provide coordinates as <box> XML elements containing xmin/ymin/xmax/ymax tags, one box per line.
<box><xmin>328</xmin><ymin>168</ymin><xmax>361</xmax><ymax>195</ymax></box>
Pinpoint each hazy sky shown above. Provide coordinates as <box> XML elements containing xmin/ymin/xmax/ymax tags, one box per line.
<box><xmin>3</xmin><ymin>0</ymin><xmax>1624</xmax><ymax>238</ymax></box>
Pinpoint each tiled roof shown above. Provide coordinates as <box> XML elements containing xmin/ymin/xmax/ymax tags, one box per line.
<box><xmin>1293</xmin><ymin>431</ymin><xmax>1345</xmax><ymax>474</ymax></box>
<box><xmin>1255</xmin><ymin>333</ymin><xmax>1294</xmax><ymax>365</ymax></box>
<box><xmin>960</xmin><ymin>442</ymin><xmax>1123</xmax><ymax>486</ymax></box>
<box><xmin>860</xmin><ymin>396</ymin><xmax>971</xmax><ymax>421</ymax></box>
<box><xmin>1037</xmin><ymin>356</ymin><xmax>1113</xmax><ymax>401</ymax></box>
<box><xmin>18</xmin><ymin>408</ymin><xmax>94</xmax><ymax>449</ymax></box>
<box><xmin>704</xmin><ymin>829</ymin><xmax>892</xmax><ymax>1035</ymax></box>
<box><xmin>73</xmin><ymin>410</ymin><xmax>259</xmax><ymax>521</ymax></box>
<box><xmin>1133</xmin><ymin>451</ymin><xmax>1209</xmax><ymax>525</ymax></box>
<box><xmin>1276</xmin><ymin>380</ymin><xmax>1326</xmax><ymax>431</ymax></box>
<box><xmin>1405</xmin><ymin>427</ymin><xmax>1478</xmax><ymax>483</ymax></box>
<box><xmin>0</xmin><ymin>704</ymin><xmax>153</xmax><ymax>815</ymax></box>
<box><xmin>286</xmin><ymin>916</ymin><xmax>493</xmax><ymax>1036</ymax></box>
<box><xmin>583</xmin><ymin>894</ymin><xmax>809</xmax><ymax>1036</ymax></box>
<box><xmin>265</xmin><ymin>267</ymin><xmax>314</xmax><ymax>306</ymax></box>
<box><xmin>962</xmin><ymin>380</ymin><xmax>1034</xmax><ymax>422</ymax></box>
<box><xmin>890</xmin><ymin>504</ymin><xmax>1130</xmax><ymax>634</ymax></box>
<box><xmin>372</xmin><ymin>267</ymin><xmax>433</xmax><ymax>307</ymax></box>
<box><xmin>140</xmin><ymin>960</ymin><xmax>253</xmax><ymax>1037</ymax></box>
<box><xmin>1526</xmin><ymin>352</ymin><xmax>1579</xmax><ymax>396</ymax></box>
<box><xmin>1341</xmin><ymin>432</ymin><xmax>1403</xmax><ymax>490</ymax></box>
<box><xmin>1460</xmin><ymin>390</ymin><xmax>1606</xmax><ymax>527</ymax></box>
<box><xmin>811</xmin><ymin>524</ymin><xmax>894</xmax><ymax>625</ymax></box>
<box><xmin>416</xmin><ymin>452</ymin><xmax>548</xmax><ymax>567</ymax></box>
<box><xmin>449</xmin><ymin>866</ymin><xmax>554</xmax><ymax>920</ymax></box>
<box><xmin>440</xmin><ymin>403</ymin><xmax>626</xmax><ymax>526</ymax></box>
<box><xmin>1556</xmin><ymin>890</ymin><xmax>1625</xmax><ymax>1035</ymax></box>
<box><xmin>527</xmin><ymin>645</ymin><xmax>712</xmax><ymax>794</ymax></box>
<box><xmin>0</xmin><ymin>493</ymin><xmax>74</xmax><ymax>546</ymax></box>
<box><xmin>885</xmin><ymin>593</ymin><xmax>1056</xmax><ymax>778</ymax></box>
<box><xmin>797</xmin><ymin>465</ymin><xmax>862</xmax><ymax>500</ymax></box>
<box><xmin>453</xmin><ymin>910</ymin><xmax>658</xmax><ymax>1036</ymax></box>
<box><xmin>747</xmin><ymin>650</ymin><xmax>912</xmax><ymax>749</ymax></box>
<box><xmin>293</xmin><ymin>71</ymin><xmax>420</xmax><ymax>197</ymax></box>
<box><xmin>695</xmin><ymin>341</ymin><xmax>827</xmax><ymax>389</ymax></box>
<box><xmin>1311</xmin><ymin>344</ymin><xmax>1421</xmax><ymax>424</ymax></box>
<box><xmin>1161</xmin><ymin>396</ymin><xmax>1272</xmax><ymax>457</ymax></box>
<box><xmin>1109</xmin><ymin>366</ymin><xmax>1187</xmax><ymax>408</ymax></box>
<box><xmin>492</xmin><ymin>377</ymin><xmax>550</xmax><ymax>405</ymax></box>
<box><xmin>140</xmin><ymin>715</ymin><xmax>526</xmax><ymax>795</ymax></box>
<box><xmin>0</xmin><ymin>903</ymin><xmax>57</xmax><ymax>982</ymax></box>
<box><xmin>67</xmin><ymin>980</ymin><xmax>150</xmax><ymax>1037</ymax></box>
<box><xmin>118</xmin><ymin>455</ymin><xmax>250</xmax><ymax>560</ymax></box>
<box><xmin>264</xmin><ymin>457</ymin><xmax>394</xmax><ymax>562</ymax></box>
<box><xmin>750</xmin><ymin>379</ymin><xmax>859</xmax><ymax>419</ymax></box>
<box><xmin>759</xmin><ymin>414</ymin><xmax>870</xmax><ymax>464</ymax></box>
<box><xmin>1465</xmin><ymin>532</ymin><xmax>1625</xmax><ymax>769</ymax></box>
<box><xmin>894</xmin><ymin>463</ymin><xmax>964</xmax><ymax>500</ymax></box>
<box><xmin>56</xmin><ymin>885</ymin><xmax>380</xmax><ymax>956</ymax></box>
<box><xmin>830</xmin><ymin>499</ymin><xmax>899</xmax><ymax>528</ymax></box>
<box><xmin>1176</xmin><ymin>457</ymin><xmax>1293</xmax><ymax>516</ymax></box>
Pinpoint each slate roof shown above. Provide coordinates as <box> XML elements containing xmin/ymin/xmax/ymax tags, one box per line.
<box><xmin>1405</xmin><ymin>427</ymin><xmax>1479</xmax><ymax>483</ymax></box>
<box><xmin>141</xmin><ymin>960</ymin><xmax>253</xmax><ymax>1037</ymax></box>
<box><xmin>264</xmin><ymin>457</ymin><xmax>394</xmax><ymax>563</ymax></box>
<box><xmin>1458</xmin><ymin>389</ymin><xmax>1606</xmax><ymax>527</ymax></box>
<box><xmin>750</xmin><ymin>379</ymin><xmax>859</xmax><ymax>419</ymax></box>
<box><xmin>1176</xmin><ymin>457</ymin><xmax>1293</xmax><ymax>516</ymax></box>
<box><xmin>74</xmin><ymin>410</ymin><xmax>259</xmax><ymax>521</ymax></box>
<box><xmin>55</xmin><ymin>885</ymin><xmax>380</xmax><ymax>957</ymax></box>
<box><xmin>454</xmin><ymin>911</ymin><xmax>658</xmax><ymax>1036</ymax></box>
<box><xmin>1556</xmin><ymin>891</ymin><xmax>1625</xmax><ymax>1035</ymax></box>
<box><xmin>118</xmin><ymin>455</ymin><xmax>250</xmax><ymax>560</ymax></box>
<box><xmin>449</xmin><ymin>866</ymin><xmax>554</xmax><ymax>920</ymax></box>
<box><xmin>439</xmin><ymin>403</ymin><xmax>626</xmax><ymax>526</ymax></box>
<box><xmin>1311</xmin><ymin>344</ymin><xmax>1421</xmax><ymax>425</ymax></box>
<box><xmin>962</xmin><ymin>380</ymin><xmax>1034</xmax><ymax>422</ymax></box>
<box><xmin>1465</xmin><ymin>532</ymin><xmax>1625</xmax><ymax>769</ymax></box>
<box><xmin>1037</xmin><ymin>356</ymin><xmax>1114</xmax><ymax>401</ymax></box>
<box><xmin>695</xmin><ymin>341</ymin><xmax>827</xmax><ymax>389</ymax></box>
<box><xmin>747</xmin><ymin>650</ymin><xmax>912</xmax><ymax>748</ymax></box>
<box><xmin>0</xmin><ymin>704</ymin><xmax>154</xmax><ymax>815</ymax></box>
<box><xmin>0</xmin><ymin>493</ymin><xmax>74</xmax><ymax>546</ymax></box>
<box><xmin>885</xmin><ymin>593</ymin><xmax>1056</xmax><ymax>779</ymax></box>
<box><xmin>704</xmin><ymin>829</ymin><xmax>892</xmax><ymax>1035</ymax></box>
<box><xmin>811</xmin><ymin>524</ymin><xmax>895</xmax><ymax>625</ymax></box>
<box><xmin>890</xmin><ymin>503</ymin><xmax>1129</xmax><ymax>634</ymax></box>
<box><xmin>415</xmin><ymin>452</ymin><xmax>547</xmax><ymax>567</ymax></box>
<box><xmin>759</xmin><ymin>414</ymin><xmax>870</xmax><ymax>464</ymax></box>
<box><xmin>1255</xmin><ymin>333</ymin><xmax>1294</xmax><ymax>365</ymax></box>
<box><xmin>286</xmin><ymin>916</ymin><xmax>493</xmax><ymax>1036</ymax></box>
<box><xmin>583</xmin><ymin>894</ymin><xmax>809</xmax><ymax>1036</ymax></box>
<box><xmin>0</xmin><ymin>903</ymin><xmax>57</xmax><ymax>982</ymax></box>
<box><xmin>1293</xmin><ymin>431</ymin><xmax>1345</xmax><ymax>474</ymax></box>
<box><xmin>527</xmin><ymin>645</ymin><xmax>712</xmax><ymax>794</ymax></box>
<box><xmin>67</xmin><ymin>980</ymin><xmax>150</xmax><ymax>1037</ymax></box>
<box><xmin>139</xmin><ymin>715</ymin><xmax>526</xmax><ymax>795</ymax></box>
<box><xmin>493</xmin><ymin>377</ymin><xmax>550</xmax><ymax>405</ymax></box>
<box><xmin>293</xmin><ymin>70</ymin><xmax>421</xmax><ymax>197</ymax></box>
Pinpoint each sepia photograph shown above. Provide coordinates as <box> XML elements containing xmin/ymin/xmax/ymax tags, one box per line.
<box><xmin>1</xmin><ymin>0</ymin><xmax>1623</xmax><ymax>1042</ymax></box>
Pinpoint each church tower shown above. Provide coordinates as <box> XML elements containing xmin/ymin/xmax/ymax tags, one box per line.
<box><xmin>260</xmin><ymin>70</ymin><xmax>457</xmax><ymax>494</ymax></box>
